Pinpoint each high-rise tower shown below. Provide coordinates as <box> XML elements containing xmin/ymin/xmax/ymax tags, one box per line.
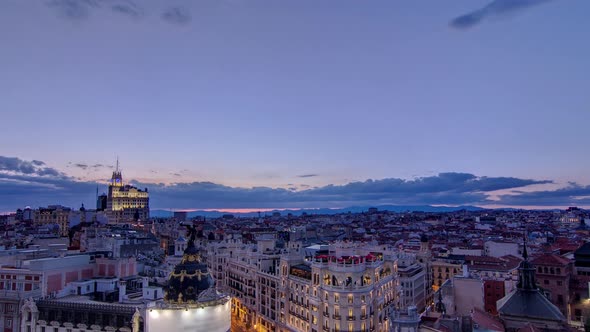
<box><xmin>106</xmin><ymin>159</ymin><xmax>149</xmax><ymax>223</ymax></box>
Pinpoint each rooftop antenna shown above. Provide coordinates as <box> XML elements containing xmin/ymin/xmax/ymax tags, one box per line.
<box><xmin>116</xmin><ymin>156</ymin><xmax>120</xmax><ymax>173</ymax></box>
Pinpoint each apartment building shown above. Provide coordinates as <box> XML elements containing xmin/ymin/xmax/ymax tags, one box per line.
<box><xmin>280</xmin><ymin>242</ymin><xmax>401</xmax><ymax>332</ymax></box>
<box><xmin>397</xmin><ymin>254</ymin><xmax>426</xmax><ymax>312</ymax></box>
<box><xmin>33</xmin><ymin>206</ymin><xmax>71</xmax><ymax>237</ymax></box>
<box><xmin>431</xmin><ymin>259</ymin><xmax>463</xmax><ymax>291</ymax></box>
<box><xmin>531</xmin><ymin>253</ymin><xmax>573</xmax><ymax>318</ymax></box>
<box><xmin>215</xmin><ymin>238</ymin><xmax>421</xmax><ymax>332</ymax></box>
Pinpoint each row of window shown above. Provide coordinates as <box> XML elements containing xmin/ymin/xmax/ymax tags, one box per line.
<box><xmin>537</xmin><ymin>266</ymin><xmax>562</xmax><ymax>275</ymax></box>
<box><xmin>540</xmin><ymin>278</ymin><xmax>563</xmax><ymax>286</ymax></box>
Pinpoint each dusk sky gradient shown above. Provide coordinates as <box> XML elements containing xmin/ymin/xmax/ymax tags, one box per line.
<box><xmin>1</xmin><ymin>0</ymin><xmax>589</xmax><ymax>211</ymax></box>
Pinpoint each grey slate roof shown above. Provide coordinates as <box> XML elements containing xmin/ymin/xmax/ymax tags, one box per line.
<box><xmin>497</xmin><ymin>289</ymin><xmax>565</xmax><ymax>322</ymax></box>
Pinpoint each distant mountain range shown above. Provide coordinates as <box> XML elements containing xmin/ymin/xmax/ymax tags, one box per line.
<box><xmin>150</xmin><ymin>204</ymin><xmax>486</xmax><ymax>218</ymax></box>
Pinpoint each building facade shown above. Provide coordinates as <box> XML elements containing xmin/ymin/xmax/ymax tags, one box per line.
<box><xmin>531</xmin><ymin>253</ymin><xmax>572</xmax><ymax>318</ymax></box>
<box><xmin>106</xmin><ymin>165</ymin><xmax>149</xmax><ymax>224</ymax></box>
<box><xmin>33</xmin><ymin>206</ymin><xmax>71</xmax><ymax>237</ymax></box>
<box><xmin>219</xmin><ymin>239</ymin><xmax>412</xmax><ymax>332</ymax></box>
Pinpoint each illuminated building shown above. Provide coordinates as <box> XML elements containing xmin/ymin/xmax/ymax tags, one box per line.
<box><xmin>221</xmin><ymin>238</ymin><xmax>409</xmax><ymax>332</ymax></box>
<box><xmin>106</xmin><ymin>162</ymin><xmax>149</xmax><ymax>223</ymax></box>
<box><xmin>146</xmin><ymin>225</ymin><xmax>230</xmax><ymax>332</ymax></box>
<box><xmin>283</xmin><ymin>242</ymin><xmax>400</xmax><ymax>332</ymax></box>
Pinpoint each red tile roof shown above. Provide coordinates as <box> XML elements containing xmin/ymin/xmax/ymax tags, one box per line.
<box><xmin>530</xmin><ymin>254</ymin><xmax>571</xmax><ymax>267</ymax></box>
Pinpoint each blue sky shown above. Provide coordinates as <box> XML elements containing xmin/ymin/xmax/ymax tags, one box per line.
<box><xmin>1</xmin><ymin>0</ymin><xmax>589</xmax><ymax>211</ymax></box>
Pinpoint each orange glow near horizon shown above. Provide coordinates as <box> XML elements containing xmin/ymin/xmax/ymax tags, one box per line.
<box><xmin>164</xmin><ymin>207</ymin><xmax>342</xmax><ymax>213</ymax></box>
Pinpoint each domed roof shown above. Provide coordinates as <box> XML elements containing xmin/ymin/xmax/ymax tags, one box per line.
<box><xmin>497</xmin><ymin>234</ymin><xmax>566</xmax><ymax>326</ymax></box>
<box><xmin>165</xmin><ymin>225</ymin><xmax>214</xmax><ymax>304</ymax></box>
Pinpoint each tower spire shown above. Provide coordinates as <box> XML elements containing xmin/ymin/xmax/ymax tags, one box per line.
<box><xmin>517</xmin><ymin>229</ymin><xmax>536</xmax><ymax>290</ymax></box>
<box><xmin>522</xmin><ymin>230</ymin><xmax>528</xmax><ymax>260</ymax></box>
<box><xmin>110</xmin><ymin>157</ymin><xmax>123</xmax><ymax>186</ymax></box>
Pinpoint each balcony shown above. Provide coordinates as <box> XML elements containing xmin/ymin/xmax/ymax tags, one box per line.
<box><xmin>347</xmin><ymin>316</ymin><xmax>355</xmax><ymax>321</ymax></box>
<box><xmin>288</xmin><ymin>310</ymin><xmax>309</xmax><ymax>322</ymax></box>
<box><xmin>322</xmin><ymin>283</ymin><xmax>373</xmax><ymax>292</ymax></box>
<box><xmin>332</xmin><ymin>314</ymin><xmax>341</xmax><ymax>320</ymax></box>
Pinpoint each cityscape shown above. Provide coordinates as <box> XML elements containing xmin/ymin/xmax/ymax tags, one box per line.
<box><xmin>2</xmin><ymin>166</ymin><xmax>590</xmax><ymax>332</ymax></box>
<box><xmin>2</xmin><ymin>1</ymin><xmax>590</xmax><ymax>332</ymax></box>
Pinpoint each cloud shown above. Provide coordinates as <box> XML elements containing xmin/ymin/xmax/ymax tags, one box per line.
<box><xmin>41</xmin><ymin>0</ymin><xmax>196</xmax><ymax>26</ymax></box>
<box><xmin>0</xmin><ymin>156</ymin><xmax>62</xmax><ymax>177</ymax></box>
<box><xmin>496</xmin><ymin>183</ymin><xmax>590</xmax><ymax>206</ymax></box>
<box><xmin>0</xmin><ymin>156</ymin><xmax>96</xmax><ymax>210</ymax></box>
<box><xmin>0</xmin><ymin>156</ymin><xmax>575</xmax><ymax>211</ymax></box>
<box><xmin>109</xmin><ymin>0</ymin><xmax>143</xmax><ymax>18</ymax></box>
<box><xmin>69</xmin><ymin>162</ymin><xmax>111</xmax><ymax>171</ymax></box>
<box><xmin>45</xmin><ymin>0</ymin><xmax>147</xmax><ymax>21</ymax></box>
<box><xmin>122</xmin><ymin>172</ymin><xmax>551</xmax><ymax>209</ymax></box>
<box><xmin>46</xmin><ymin>0</ymin><xmax>100</xmax><ymax>20</ymax></box>
<box><xmin>297</xmin><ymin>174</ymin><xmax>319</xmax><ymax>178</ymax></box>
<box><xmin>450</xmin><ymin>0</ymin><xmax>553</xmax><ymax>30</ymax></box>
<box><xmin>74</xmin><ymin>163</ymin><xmax>89</xmax><ymax>170</ymax></box>
<box><xmin>161</xmin><ymin>6</ymin><xmax>191</xmax><ymax>25</ymax></box>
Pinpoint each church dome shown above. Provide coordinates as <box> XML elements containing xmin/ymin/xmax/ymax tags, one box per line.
<box><xmin>497</xmin><ymin>235</ymin><xmax>566</xmax><ymax>330</ymax></box>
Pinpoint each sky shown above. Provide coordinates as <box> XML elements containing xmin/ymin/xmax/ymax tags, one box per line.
<box><xmin>1</xmin><ymin>0</ymin><xmax>590</xmax><ymax>212</ymax></box>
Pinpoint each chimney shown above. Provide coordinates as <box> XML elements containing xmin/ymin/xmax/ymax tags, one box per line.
<box><xmin>118</xmin><ymin>280</ymin><xmax>127</xmax><ymax>303</ymax></box>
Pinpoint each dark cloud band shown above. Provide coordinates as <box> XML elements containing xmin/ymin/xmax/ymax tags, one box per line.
<box><xmin>0</xmin><ymin>156</ymin><xmax>569</xmax><ymax>211</ymax></box>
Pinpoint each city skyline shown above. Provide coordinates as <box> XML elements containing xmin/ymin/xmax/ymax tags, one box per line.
<box><xmin>2</xmin><ymin>0</ymin><xmax>590</xmax><ymax>211</ymax></box>
<box><xmin>1</xmin><ymin>155</ymin><xmax>589</xmax><ymax>212</ymax></box>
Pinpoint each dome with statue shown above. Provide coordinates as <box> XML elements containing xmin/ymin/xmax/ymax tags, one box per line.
<box><xmin>147</xmin><ymin>224</ymin><xmax>230</xmax><ymax>332</ymax></box>
<box><xmin>164</xmin><ymin>225</ymin><xmax>215</xmax><ymax>304</ymax></box>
